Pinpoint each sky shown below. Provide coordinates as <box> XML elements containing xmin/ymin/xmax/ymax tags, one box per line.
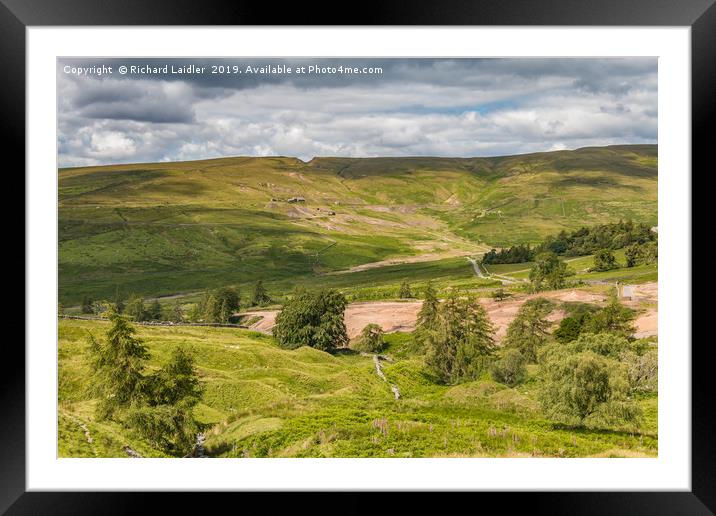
<box><xmin>57</xmin><ymin>58</ymin><xmax>657</xmax><ymax>167</ymax></box>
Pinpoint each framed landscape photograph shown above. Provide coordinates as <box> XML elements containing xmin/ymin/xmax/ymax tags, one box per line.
<box><xmin>9</xmin><ymin>0</ymin><xmax>712</xmax><ymax>512</ymax></box>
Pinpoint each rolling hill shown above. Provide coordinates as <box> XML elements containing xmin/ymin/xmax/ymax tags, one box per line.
<box><xmin>58</xmin><ymin>144</ymin><xmax>657</xmax><ymax>304</ymax></box>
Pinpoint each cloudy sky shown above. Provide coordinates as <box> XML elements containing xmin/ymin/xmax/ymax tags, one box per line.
<box><xmin>57</xmin><ymin>58</ymin><xmax>657</xmax><ymax>167</ymax></box>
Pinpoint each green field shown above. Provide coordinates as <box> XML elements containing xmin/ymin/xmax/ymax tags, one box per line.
<box><xmin>485</xmin><ymin>249</ymin><xmax>658</xmax><ymax>285</ymax></box>
<box><xmin>59</xmin><ymin>319</ymin><xmax>657</xmax><ymax>458</ymax></box>
<box><xmin>58</xmin><ymin>145</ymin><xmax>658</xmax><ymax>458</ymax></box>
<box><xmin>59</xmin><ymin>145</ymin><xmax>657</xmax><ymax>305</ymax></box>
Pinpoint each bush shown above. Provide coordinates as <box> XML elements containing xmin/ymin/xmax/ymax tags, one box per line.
<box><xmin>352</xmin><ymin>324</ymin><xmax>385</xmax><ymax>353</ymax></box>
<box><xmin>490</xmin><ymin>349</ymin><xmax>527</xmax><ymax>386</ymax></box>
<box><xmin>274</xmin><ymin>288</ymin><xmax>348</xmax><ymax>351</ymax></box>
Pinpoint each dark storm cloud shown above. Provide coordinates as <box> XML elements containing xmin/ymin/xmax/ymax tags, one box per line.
<box><xmin>57</xmin><ymin>57</ymin><xmax>657</xmax><ymax>167</ymax></box>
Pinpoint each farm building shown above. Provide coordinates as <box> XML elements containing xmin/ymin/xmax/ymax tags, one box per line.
<box><xmin>288</xmin><ymin>197</ymin><xmax>306</xmax><ymax>203</ymax></box>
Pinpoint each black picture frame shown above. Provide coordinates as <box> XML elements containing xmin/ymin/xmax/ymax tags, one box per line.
<box><xmin>5</xmin><ymin>0</ymin><xmax>710</xmax><ymax>513</ymax></box>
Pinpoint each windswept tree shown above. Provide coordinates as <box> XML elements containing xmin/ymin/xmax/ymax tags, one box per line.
<box><xmin>503</xmin><ymin>298</ymin><xmax>554</xmax><ymax>362</ymax></box>
<box><xmin>529</xmin><ymin>251</ymin><xmax>568</xmax><ymax>291</ymax></box>
<box><xmin>274</xmin><ymin>288</ymin><xmax>348</xmax><ymax>351</ymax></box>
<box><xmin>251</xmin><ymin>280</ymin><xmax>272</xmax><ymax>306</ymax></box>
<box><xmin>425</xmin><ymin>293</ymin><xmax>496</xmax><ymax>384</ymax></box>
<box><xmin>88</xmin><ymin>308</ymin><xmax>149</xmax><ymax>420</ymax></box>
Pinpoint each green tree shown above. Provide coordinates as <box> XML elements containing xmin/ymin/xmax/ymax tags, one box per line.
<box><xmin>204</xmin><ymin>287</ymin><xmax>240</xmax><ymax>322</ymax></box>
<box><xmin>538</xmin><ymin>350</ymin><xmax>641</xmax><ymax>430</ymax></box>
<box><xmin>570</xmin><ymin>332</ymin><xmax>630</xmax><ymax>359</ymax></box>
<box><xmin>624</xmin><ymin>244</ymin><xmax>641</xmax><ymax>268</ymax></box>
<box><xmin>398</xmin><ymin>280</ymin><xmax>413</xmax><ymax>299</ymax></box>
<box><xmin>129</xmin><ymin>346</ymin><xmax>204</xmax><ymax>456</ymax></box>
<box><xmin>582</xmin><ymin>297</ymin><xmax>636</xmax><ymax>339</ymax></box>
<box><xmin>170</xmin><ymin>301</ymin><xmax>184</xmax><ymax>323</ymax></box>
<box><xmin>202</xmin><ymin>293</ymin><xmax>219</xmax><ymax>322</ymax></box>
<box><xmin>251</xmin><ymin>280</ymin><xmax>272</xmax><ymax>306</ymax></box>
<box><xmin>529</xmin><ymin>251</ymin><xmax>568</xmax><ymax>291</ymax></box>
<box><xmin>592</xmin><ymin>249</ymin><xmax>619</xmax><ymax>272</ymax></box>
<box><xmin>81</xmin><ymin>295</ymin><xmax>94</xmax><ymax>314</ymax></box>
<box><xmin>416</xmin><ymin>281</ymin><xmax>440</xmax><ymax>333</ymax></box>
<box><xmin>113</xmin><ymin>286</ymin><xmax>125</xmax><ymax>314</ymax></box>
<box><xmin>553</xmin><ymin>316</ymin><xmax>582</xmax><ymax>344</ymax></box>
<box><xmin>490</xmin><ymin>349</ymin><xmax>527</xmax><ymax>386</ymax></box>
<box><xmin>58</xmin><ymin>302</ymin><xmax>64</xmax><ymax>316</ymax></box>
<box><xmin>274</xmin><ymin>288</ymin><xmax>348</xmax><ymax>351</ymax></box>
<box><xmin>124</xmin><ymin>296</ymin><xmax>148</xmax><ymax>322</ymax></box>
<box><xmin>425</xmin><ymin>294</ymin><xmax>496</xmax><ymax>384</ymax></box>
<box><xmin>218</xmin><ymin>299</ymin><xmax>232</xmax><ymax>324</ymax></box>
<box><xmin>621</xmin><ymin>348</ymin><xmax>658</xmax><ymax>393</ymax></box>
<box><xmin>87</xmin><ymin>309</ymin><xmax>149</xmax><ymax>420</ymax></box>
<box><xmin>503</xmin><ymin>298</ymin><xmax>554</xmax><ymax>362</ymax></box>
<box><xmin>146</xmin><ymin>347</ymin><xmax>203</xmax><ymax>407</ymax></box>
<box><xmin>352</xmin><ymin>323</ymin><xmax>385</xmax><ymax>353</ymax></box>
<box><xmin>147</xmin><ymin>299</ymin><xmax>163</xmax><ymax>321</ymax></box>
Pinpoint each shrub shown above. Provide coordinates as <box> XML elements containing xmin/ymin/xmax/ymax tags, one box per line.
<box><xmin>490</xmin><ymin>349</ymin><xmax>528</xmax><ymax>386</ymax></box>
<box><xmin>491</xmin><ymin>288</ymin><xmax>511</xmax><ymax>302</ymax></box>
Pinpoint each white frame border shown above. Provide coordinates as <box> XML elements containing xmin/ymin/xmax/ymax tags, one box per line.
<box><xmin>27</xmin><ymin>26</ymin><xmax>690</xmax><ymax>491</ymax></box>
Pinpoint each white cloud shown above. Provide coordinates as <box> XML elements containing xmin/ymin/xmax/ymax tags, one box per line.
<box><xmin>57</xmin><ymin>58</ymin><xmax>657</xmax><ymax>167</ymax></box>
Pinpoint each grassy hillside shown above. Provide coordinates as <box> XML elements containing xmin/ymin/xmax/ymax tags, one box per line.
<box><xmin>59</xmin><ymin>145</ymin><xmax>657</xmax><ymax>305</ymax></box>
<box><xmin>59</xmin><ymin>318</ymin><xmax>657</xmax><ymax>458</ymax></box>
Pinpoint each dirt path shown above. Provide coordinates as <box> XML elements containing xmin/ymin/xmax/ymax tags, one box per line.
<box><xmin>467</xmin><ymin>257</ymin><xmax>484</xmax><ymax>277</ymax></box>
<box><xmin>323</xmin><ymin>251</ymin><xmax>473</xmax><ymax>275</ymax></box>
